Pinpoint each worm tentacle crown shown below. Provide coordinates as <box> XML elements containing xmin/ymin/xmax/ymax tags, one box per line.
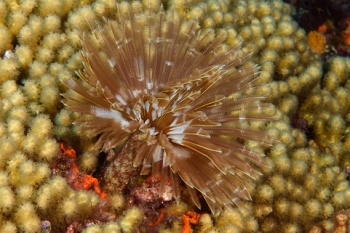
<box><xmin>62</xmin><ymin>6</ymin><xmax>276</xmax><ymax>213</ymax></box>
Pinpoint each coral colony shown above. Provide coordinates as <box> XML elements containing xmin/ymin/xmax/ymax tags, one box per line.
<box><xmin>1</xmin><ymin>0</ymin><xmax>350</xmax><ymax>232</ymax></box>
<box><xmin>62</xmin><ymin>6</ymin><xmax>276</xmax><ymax>214</ymax></box>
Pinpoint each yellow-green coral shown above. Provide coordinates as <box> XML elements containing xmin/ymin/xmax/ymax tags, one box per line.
<box><xmin>0</xmin><ymin>0</ymin><xmax>349</xmax><ymax>232</ymax></box>
<box><xmin>301</xmin><ymin>56</ymin><xmax>350</xmax><ymax>162</ymax></box>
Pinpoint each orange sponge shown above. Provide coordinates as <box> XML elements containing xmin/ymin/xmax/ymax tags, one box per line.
<box><xmin>307</xmin><ymin>31</ymin><xmax>327</xmax><ymax>54</ymax></box>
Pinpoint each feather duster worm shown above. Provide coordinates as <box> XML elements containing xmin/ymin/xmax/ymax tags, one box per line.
<box><xmin>62</xmin><ymin>6</ymin><xmax>276</xmax><ymax>213</ymax></box>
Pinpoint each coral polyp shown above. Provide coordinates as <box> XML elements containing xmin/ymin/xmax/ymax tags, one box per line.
<box><xmin>62</xmin><ymin>6</ymin><xmax>276</xmax><ymax>213</ymax></box>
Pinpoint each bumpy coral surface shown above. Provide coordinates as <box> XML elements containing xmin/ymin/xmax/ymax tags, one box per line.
<box><xmin>0</xmin><ymin>0</ymin><xmax>349</xmax><ymax>232</ymax></box>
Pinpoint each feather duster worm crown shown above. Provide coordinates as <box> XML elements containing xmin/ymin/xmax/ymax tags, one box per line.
<box><xmin>62</xmin><ymin>6</ymin><xmax>276</xmax><ymax>213</ymax></box>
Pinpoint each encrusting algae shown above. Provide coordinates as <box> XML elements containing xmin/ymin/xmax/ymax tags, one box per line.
<box><xmin>0</xmin><ymin>0</ymin><xmax>350</xmax><ymax>232</ymax></box>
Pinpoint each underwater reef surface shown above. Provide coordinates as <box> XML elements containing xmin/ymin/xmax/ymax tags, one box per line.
<box><xmin>0</xmin><ymin>0</ymin><xmax>350</xmax><ymax>232</ymax></box>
